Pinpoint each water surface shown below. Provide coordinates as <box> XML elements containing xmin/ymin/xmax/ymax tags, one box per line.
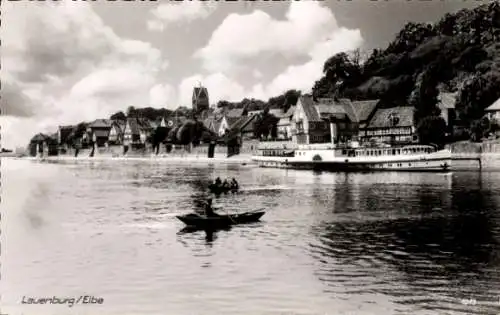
<box><xmin>2</xmin><ymin>158</ymin><xmax>500</xmax><ymax>315</ymax></box>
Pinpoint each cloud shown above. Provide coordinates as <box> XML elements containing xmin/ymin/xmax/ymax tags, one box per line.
<box><xmin>147</xmin><ymin>1</ymin><xmax>217</xmax><ymax>31</ymax></box>
<box><xmin>1</xmin><ymin>1</ymin><xmax>171</xmax><ymax>149</ymax></box>
<box><xmin>1</xmin><ymin>79</ymin><xmax>37</xmax><ymax>118</ymax></box>
<box><xmin>149</xmin><ymin>84</ymin><xmax>176</xmax><ymax>109</ymax></box>
<box><xmin>195</xmin><ymin>1</ymin><xmax>346</xmax><ymax>72</ymax></box>
<box><xmin>185</xmin><ymin>1</ymin><xmax>363</xmax><ymax>103</ymax></box>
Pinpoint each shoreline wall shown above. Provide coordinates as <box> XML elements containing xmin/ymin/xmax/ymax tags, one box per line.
<box><xmin>58</xmin><ymin>139</ymin><xmax>261</xmax><ymax>159</ymax></box>
<box><xmin>448</xmin><ymin>141</ymin><xmax>500</xmax><ymax>170</ymax></box>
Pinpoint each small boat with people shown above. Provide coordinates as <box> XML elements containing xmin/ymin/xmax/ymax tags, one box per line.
<box><xmin>176</xmin><ymin>211</ymin><xmax>265</xmax><ymax>228</ymax></box>
<box><xmin>208</xmin><ymin>177</ymin><xmax>239</xmax><ymax>194</ymax></box>
<box><xmin>176</xmin><ymin>198</ymin><xmax>265</xmax><ymax>228</ymax></box>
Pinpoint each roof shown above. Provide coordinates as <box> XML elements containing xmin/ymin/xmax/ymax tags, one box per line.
<box><xmin>224</xmin><ymin>116</ymin><xmax>239</xmax><ymax>128</ymax></box>
<box><xmin>315</xmin><ymin>98</ymin><xmax>355</xmax><ymax>122</ymax></box>
<box><xmin>298</xmin><ymin>95</ymin><xmax>321</xmax><ymax>122</ymax></box>
<box><xmin>230</xmin><ymin>115</ymin><xmax>257</xmax><ymax>131</ymax></box>
<box><xmin>88</xmin><ymin>119</ymin><xmax>112</xmax><ymax>129</ymax></box>
<box><xmin>366</xmin><ymin>106</ymin><xmax>415</xmax><ymax>129</ymax></box>
<box><xmin>269</xmin><ymin>108</ymin><xmax>284</xmax><ymax>117</ymax></box>
<box><xmin>93</xmin><ymin>129</ymin><xmax>110</xmax><ymax>138</ymax></box>
<box><xmin>30</xmin><ymin>133</ymin><xmax>49</xmax><ymax>142</ymax></box>
<box><xmin>283</xmin><ymin>106</ymin><xmax>295</xmax><ymax>118</ymax></box>
<box><xmin>351</xmin><ymin>100</ymin><xmax>379</xmax><ymax>122</ymax></box>
<box><xmin>226</xmin><ymin>108</ymin><xmax>244</xmax><ymax>118</ymax></box>
<box><xmin>438</xmin><ymin>92</ymin><xmax>457</xmax><ymax>109</ymax></box>
<box><xmin>213</xmin><ymin>118</ymin><xmax>223</xmax><ymax>132</ymax></box>
<box><xmin>277</xmin><ymin>117</ymin><xmax>292</xmax><ymax>126</ymax></box>
<box><xmin>485</xmin><ymin>97</ymin><xmax>500</xmax><ymax>111</ymax></box>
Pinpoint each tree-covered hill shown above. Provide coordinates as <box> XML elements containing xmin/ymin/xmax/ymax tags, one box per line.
<box><xmin>313</xmin><ymin>2</ymin><xmax>500</xmax><ymax>135</ymax></box>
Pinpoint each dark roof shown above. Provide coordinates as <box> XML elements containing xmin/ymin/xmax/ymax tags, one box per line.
<box><xmin>31</xmin><ymin>133</ymin><xmax>49</xmax><ymax>142</ymax></box>
<box><xmin>314</xmin><ymin>98</ymin><xmax>378</xmax><ymax>123</ymax></box>
<box><xmin>93</xmin><ymin>129</ymin><xmax>110</xmax><ymax>138</ymax></box>
<box><xmin>351</xmin><ymin>100</ymin><xmax>379</xmax><ymax>122</ymax></box>
<box><xmin>485</xmin><ymin>97</ymin><xmax>500</xmax><ymax>111</ymax></box>
<box><xmin>230</xmin><ymin>115</ymin><xmax>256</xmax><ymax>131</ymax></box>
<box><xmin>298</xmin><ymin>95</ymin><xmax>321</xmax><ymax>122</ymax></box>
<box><xmin>88</xmin><ymin>119</ymin><xmax>112</xmax><ymax>129</ymax></box>
<box><xmin>366</xmin><ymin>107</ymin><xmax>415</xmax><ymax>129</ymax></box>
<box><xmin>227</xmin><ymin>116</ymin><xmax>239</xmax><ymax>125</ymax></box>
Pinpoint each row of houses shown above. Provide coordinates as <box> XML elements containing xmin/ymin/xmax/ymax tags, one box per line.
<box><xmin>290</xmin><ymin>93</ymin><xmax>460</xmax><ymax>146</ymax></box>
<box><xmin>29</xmin><ymin>89</ymin><xmax>500</xmax><ymax>156</ymax></box>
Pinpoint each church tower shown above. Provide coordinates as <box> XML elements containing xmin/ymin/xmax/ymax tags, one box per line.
<box><xmin>192</xmin><ymin>83</ymin><xmax>209</xmax><ymax>114</ymax></box>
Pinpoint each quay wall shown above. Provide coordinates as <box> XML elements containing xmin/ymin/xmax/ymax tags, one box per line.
<box><xmin>448</xmin><ymin>141</ymin><xmax>500</xmax><ymax>171</ymax></box>
<box><xmin>55</xmin><ymin>140</ymin><xmax>260</xmax><ymax>160</ymax></box>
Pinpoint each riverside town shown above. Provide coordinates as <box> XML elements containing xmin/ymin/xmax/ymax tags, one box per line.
<box><xmin>19</xmin><ymin>3</ymin><xmax>500</xmax><ymax>172</ymax></box>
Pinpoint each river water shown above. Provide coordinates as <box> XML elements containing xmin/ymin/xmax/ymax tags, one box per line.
<box><xmin>2</xmin><ymin>158</ymin><xmax>500</xmax><ymax>315</ymax></box>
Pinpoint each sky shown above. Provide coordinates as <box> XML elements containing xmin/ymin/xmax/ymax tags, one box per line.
<box><xmin>1</xmin><ymin>0</ymin><xmax>485</xmax><ymax>149</ymax></box>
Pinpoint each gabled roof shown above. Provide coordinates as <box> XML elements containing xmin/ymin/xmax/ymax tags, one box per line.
<box><xmin>213</xmin><ymin>118</ymin><xmax>223</xmax><ymax>133</ymax></box>
<box><xmin>351</xmin><ymin>100</ymin><xmax>379</xmax><ymax>122</ymax></box>
<box><xmin>313</xmin><ymin>98</ymin><xmax>378</xmax><ymax>123</ymax></box>
<box><xmin>485</xmin><ymin>97</ymin><xmax>500</xmax><ymax>111</ymax></box>
<box><xmin>222</xmin><ymin>116</ymin><xmax>239</xmax><ymax>130</ymax></box>
<box><xmin>298</xmin><ymin>95</ymin><xmax>321</xmax><ymax>122</ymax></box>
<box><xmin>226</xmin><ymin>108</ymin><xmax>244</xmax><ymax>118</ymax></box>
<box><xmin>230</xmin><ymin>115</ymin><xmax>256</xmax><ymax>131</ymax></box>
<box><xmin>438</xmin><ymin>92</ymin><xmax>457</xmax><ymax>109</ymax></box>
<box><xmin>283</xmin><ymin>106</ymin><xmax>295</xmax><ymax>118</ymax></box>
<box><xmin>88</xmin><ymin>119</ymin><xmax>112</xmax><ymax>129</ymax></box>
<box><xmin>366</xmin><ymin>106</ymin><xmax>415</xmax><ymax>129</ymax></box>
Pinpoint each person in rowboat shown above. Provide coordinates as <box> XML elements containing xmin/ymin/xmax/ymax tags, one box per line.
<box><xmin>230</xmin><ymin>178</ymin><xmax>239</xmax><ymax>190</ymax></box>
<box><xmin>222</xmin><ymin>179</ymin><xmax>230</xmax><ymax>190</ymax></box>
<box><xmin>204</xmin><ymin>198</ymin><xmax>219</xmax><ymax>217</ymax></box>
<box><xmin>214</xmin><ymin>177</ymin><xmax>222</xmax><ymax>188</ymax></box>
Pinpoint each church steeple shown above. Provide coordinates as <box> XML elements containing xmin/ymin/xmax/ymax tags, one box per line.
<box><xmin>192</xmin><ymin>84</ymin><xmax>209</xmax><ymax>114</ymax></box>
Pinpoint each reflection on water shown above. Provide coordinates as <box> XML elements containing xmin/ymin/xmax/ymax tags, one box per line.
<box><xmin>2</xmin><ymin>159</ymin><xmax>500</xmax><ymax>315</ymax></box>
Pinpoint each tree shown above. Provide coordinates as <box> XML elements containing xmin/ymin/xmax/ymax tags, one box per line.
<box><xmin>126</xmin><ymin>106</ymin><xmax>137</xmax><ymax>118</ymax></box>
<box><xmin>456</xmin><ymin>71</ymin><xmax>500</xmax><ymax>123</ymax></box>
<box><xmin>409</xmin><ymin>67</ymin><xmax>441</xmax><ymax>123</ymax></box>
<box><xmin>253</xmin><ymin>112</ymin><xmax>279</xmax><ymax>139</ymax></box>
<box><xmin>470</xmin><ymin>117</ymin><xmax>490</xmax><ymax>142</ymax></box>
<box><xmin>110</xmin><ymin>111</ymin><xmax>126</xmax><ymax>121</ymax></box>
<box><xmin>416</xmin><ymin>116</ymin><xmax>447</xmax><ymax>148</ymax></box>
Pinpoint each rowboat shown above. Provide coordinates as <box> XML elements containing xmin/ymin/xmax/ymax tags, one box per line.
<box><xmin>208</xmin><ymin>183</ymin><xmax>239</xmax><ymax>194</ymax></box>
<box><xmin>176</xmin><ymin>211</ymin><xmax>265</xmax><ymax>228</ymax></box>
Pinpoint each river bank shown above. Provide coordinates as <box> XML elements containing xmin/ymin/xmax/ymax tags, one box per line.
<box><xmin>22</xmin><ymin>140</ymin><xmax>500</xmax><ymax>171</ymax></box>
<box><xmin>448</xmin><ymin>140</ymin><xmax>500</xmax><ymax>170</ymax></box>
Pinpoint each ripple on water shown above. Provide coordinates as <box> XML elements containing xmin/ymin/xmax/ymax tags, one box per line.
<box><xmin>2</xmin><ymin>159</ymin><xmax>500</xmax><ymax>315</ymax></box>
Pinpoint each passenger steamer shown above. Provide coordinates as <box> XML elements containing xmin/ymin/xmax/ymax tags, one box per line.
<box><xmin>251</xmin><ymin>141</ymin><xmax>452</xmax><ymax>172</ymax></box>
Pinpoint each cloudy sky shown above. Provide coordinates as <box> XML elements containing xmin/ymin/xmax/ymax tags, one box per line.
<box><xmin>1</xmin><ymin>0</ymin><xmax>483</xmax><ymax>149</ymax></box>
